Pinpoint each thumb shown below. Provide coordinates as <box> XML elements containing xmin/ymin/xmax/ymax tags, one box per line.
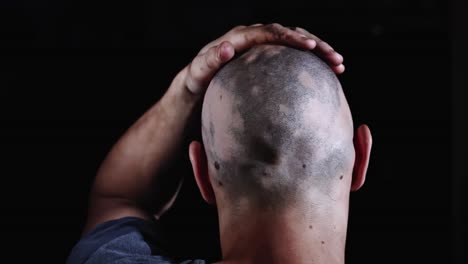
<box><xmin>187</xmin><ymin>41</ymin><xmax>235</xmax><ymax>95</ymax></box>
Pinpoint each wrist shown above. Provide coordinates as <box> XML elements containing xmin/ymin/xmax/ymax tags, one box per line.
<box><xmin>168</xmin><ymin>67</ymin><xmax>203</xmax><ymax>107</ymax></box>
<box><xmin>159</xmin><ymin>67</ymin><xmax>202</xmax><ymax>121</ymax></box>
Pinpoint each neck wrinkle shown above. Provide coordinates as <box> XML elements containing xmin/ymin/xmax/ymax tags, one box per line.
<box><xmin>216</xmin><ymin>205</ymin><xmax>348</xmax><ymax>264</ymax></box>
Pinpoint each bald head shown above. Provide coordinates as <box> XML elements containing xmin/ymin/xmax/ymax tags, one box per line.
<box><xmin>201</xmin><ymin>45</ymin><xmax>355</xmax><ymax>211</ymax></box>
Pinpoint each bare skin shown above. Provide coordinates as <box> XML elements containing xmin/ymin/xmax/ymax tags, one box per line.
<box><xmin>189</xmin><ymin>45</ymin><xmax>373</xmax><ymax>264</ymax></box>
<box><xmin>84</xmin><ymin>24</ymin><xmax>345</xmax><ymax>234</ymax></box>
<box><xmin>83</xmin><ymin>23</ymin><xmax>367</xmax><ymax>264</ymax></box>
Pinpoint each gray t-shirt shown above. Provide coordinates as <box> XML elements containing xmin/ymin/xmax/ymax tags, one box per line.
<box><xmin>67</xmin><ymin>217</ymin><xmax>207</xmax><ymax>264</ymax></box>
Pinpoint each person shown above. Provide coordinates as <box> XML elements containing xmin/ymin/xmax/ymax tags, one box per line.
<box><xmin>67</xmin><ymin>23</ymin><xmax>371</xmax><ymax>264</ymax></box>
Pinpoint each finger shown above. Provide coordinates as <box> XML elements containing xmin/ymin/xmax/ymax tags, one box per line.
<box><xmin>197</xmin><ymin>25</ymin><xmax>246</xmax><ymax>55</ymax></box>
<box><xmin>199</xmin><ymin>24</ymin><xmax>265</xmax><ymax>54</ymax></box>
<box><xmin>316</xmin><ymin>40</ymin><xmax>344</xmax><ymax>66</ymax></box>
<box><xmin>187</xmin><ymin>41</ymin><xmax>235</xmax><ymax>94</ymax></box>
<box><xmin>296</xmin><ymin>27</ymin><xmax>344</xmax><ymax>65</ymax></box>
<box><xmin>199</xmin><ymin>23</ymin><xmax>316</xmax><ymax>55</ymax></box>
<box><xmin>297</xmin><ymin>29</ymin><xmax>341</xmax><ymax>61</ymax></box>
<box><xmin>318</xmin><ymin>42</ymin><xmax>344</xmax><ymax>65</ymax></box>
<box><xmin>288</xmin><ymin>27</ymin><xmax>313</xmax><ymax>42</ymax></box>
<box><xmin>295</xmin><ymin>27</ymin><xmax>322</xmax><ymax>42</ymax></box>
<box><xmin>231</xmin><ymin>25</ymin><xmax>247</xmax><ymax>31</ymax></box>
<box><xmin>332</xmin><ymin>64</ymin><xmax>345</xmax><ymax>75</ymax></box>
<box><xmin>228</xmin><ymin>23</ymin><xmax>316</xmax><ymax>52</ymax></box>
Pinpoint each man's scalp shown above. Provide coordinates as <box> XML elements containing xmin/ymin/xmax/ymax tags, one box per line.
<box><xmin>202</xmin><ymin>45</ymin><xmax>352</xmax><ymax>210</ymax></box>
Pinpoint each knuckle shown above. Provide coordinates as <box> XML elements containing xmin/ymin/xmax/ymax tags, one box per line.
<box><xmin>265</xmin><ymin>23</ymin><xmax>281</xmax><ymax>31</ymax></box>
<box><xmin>270</xmin><ymin>23</ymin><xmax>283</xmax><ymax>29</ymax></box>
<box><xmin>296</xmin><ymin>27</ymin><xmax>307</xmax><ymax>33</ymax></box>
<box><xmin>187</xmin><ymin>62</ymin><xmax>199</xmax><ymax>81</ymax></box>
<box><xmin>188</xmin><ymin>61</ymin><xmax>194</xmax><ymax>73</ymax></box>
<box><xmin>205</xmin><ymin>48</ymin><xmax>219</xmax><ymax>69</ymax></box>
<box><xmin>280</xmin><ymin>29</ymin><xmax>292</xmax><ymax>39</ymax></box>
<box><xmin>232</xmin><ymin>25</ymin><xmax>246</xmax><ymax>32</ymax></box>
<box><xmin>243</xmin><ymin>32</ymin><xmax>251</xmax><ymax>43</ymax></box>
<box><xmin>265</xmin><ymin>23</ymin><xmax>288</xmax><ymax>39</ymax></box>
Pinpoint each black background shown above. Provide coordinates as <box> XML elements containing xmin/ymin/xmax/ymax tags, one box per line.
<box><xmin>1</xmin><ymin>0</ymin><xmax>466</xmax><ymax>263</ymax></box>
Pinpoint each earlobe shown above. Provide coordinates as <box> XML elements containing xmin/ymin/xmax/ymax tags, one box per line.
<box><xmin>188</xmin><ymin>141</ymin><xmax>216</xmax><ymax>204</ymax></box>
<box><xmin>351</xmin><ymin>125</ymin><xmax>372</xmax><ymax>191</ymax></box>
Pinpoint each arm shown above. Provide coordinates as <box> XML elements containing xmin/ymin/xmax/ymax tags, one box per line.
<box><xmin>83</xmin><ymin>23</ymin><xmax>345</xmax><ymax>234</ymax></box>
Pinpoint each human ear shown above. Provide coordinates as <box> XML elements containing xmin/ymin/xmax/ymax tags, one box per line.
<box><xmin>351</xmin><ymin>125</ymin><xmax>372</xmax><ymax>191</ymax></box>
<box><xmin>188</xmin><ymin>141</ymin><xmax>216</xmax><ymax>204</ymax></box>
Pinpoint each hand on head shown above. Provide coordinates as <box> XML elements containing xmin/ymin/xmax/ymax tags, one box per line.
<box><xmin>79</xmin><ymin>24</ymin><xmax>369</xmax><ymax>264</ymax></box>
<box><xmin>180</xmin><ymin>23</ymin><xmax>345</xmax><ymax>96</ymax></box>
<box><xmin>189</xmin><ymin>44</ymin><xmax>371</xmax><ymax>212</ymax></box>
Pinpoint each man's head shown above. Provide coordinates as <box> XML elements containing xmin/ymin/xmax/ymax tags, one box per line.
<box><xmin>189</xmin><ymin>44</ymin><xmax>371</xmax><ymax>216</ymax></box>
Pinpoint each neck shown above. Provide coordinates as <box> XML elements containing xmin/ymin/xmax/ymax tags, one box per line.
<box><xmin>217</xmin><ymin>204</ymin><xmax>348</xmax><ymax>264</ymax></box>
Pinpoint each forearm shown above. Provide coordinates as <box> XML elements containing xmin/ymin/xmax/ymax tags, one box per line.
<box><xmin>82</xmin><ymin>24</ymin><xmax>344</xmax><ymax>234</ymax></box>
<box><xmin>89</xmin><ymin>69</ymin><xmax>199</xmax><ymax>219</ymax></box>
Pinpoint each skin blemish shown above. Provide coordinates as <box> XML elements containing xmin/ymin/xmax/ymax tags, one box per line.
<box><xmin>218</xmin><ymin>180</ymin><xmax>223</xmax><ymax>187</ymax></box>
<box><xmin>309</xmin><ymin>225</ymin><xmax>313</xmax><ymax>229</ymax></box>
<box><xmin>220</xmin><ymin>95</ymin><xmax>222</xmax><ymax>100</ymax></box>
<box><xmin>303</xmin><ymin>164</ymin><xmax>306</xmax><ymax>169</ymax></box>
<box><xmin>214</xmin><ymin>161</ymin><xmax>220</xmax><ymax>170</ymax></box>
<box><xmin>339</xmin><ymin>175</ymin><xmax>343</xmax><ymax>180</ymax></box>
<box><xmin>321</xmin><ymin>241</ymin><xmax>325</xmax><ymax>245</ymax></box>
